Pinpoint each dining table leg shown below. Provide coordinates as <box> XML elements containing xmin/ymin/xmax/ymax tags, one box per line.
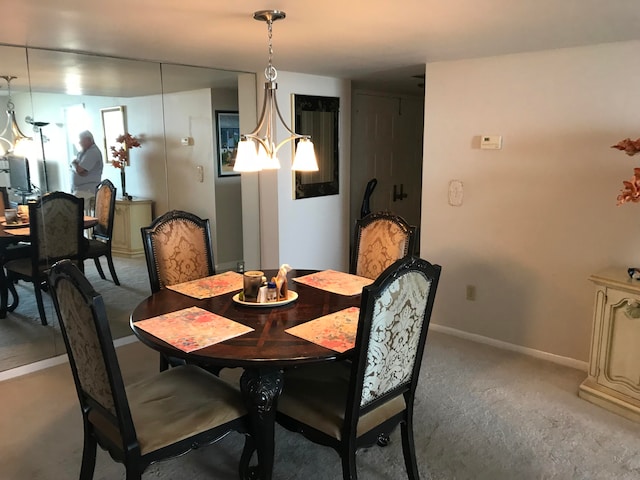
<box><xmin>0</xmin><ymin>264</ymin><xmax>7</xmax><ymax>319</ymax></box>
<box><xmin>239</xmin><ymin>367</ymin><xmax>284</xmax><ymax>480</ymax></box>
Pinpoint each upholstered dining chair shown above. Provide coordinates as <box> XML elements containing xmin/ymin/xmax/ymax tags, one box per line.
<box><xmin>47</xmin><ymin>260</ymin><xmax>250</xmax><ymax>480</ymax></box>
<box><xmin>276</xmin><ymin>256</ymin><xmax>441</xmax><ymax>480</ymax></box>
<box><xmin>141</xmin><ymin>210</ymin><xmax>215</xmax><ymax>294</ymax></box>
<box><xmin>0</xmin><ymin>186</ymin><xmax>9</xmax><ymax>211</ymax></box>
<box><xmin>141</xmin><ymin>210</ymin><xmax>215</xmax><ymax>371</ymax></box>
<box><xmin>83</xmin><ymin>179</ymin><xmax>119</xmax><ymax>285</ymax></box>
<box><xmin>5</xmin><ymin>192</ymin><xmax>84</xmax><ymax>325</ymax></box>
<box><xmin>350</xmin><ymin>211</ymin><xmax>417</xmax><ymax>281</ymax></box>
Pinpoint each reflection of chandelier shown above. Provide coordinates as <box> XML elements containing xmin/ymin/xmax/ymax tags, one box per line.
<box><xmin>234</xmin><ymin>10</ymin><xmax>318</xmax><ymax>173</ymax></box>
<box><xmin>0</xmin><ymin>75</ymin><xmax>31</xmax><ymax>156</ymax></box>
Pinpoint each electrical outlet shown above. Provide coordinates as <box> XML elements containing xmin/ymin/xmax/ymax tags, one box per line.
<box><xmin>466</xmin><ymin>285</ymin><xmax>476</xmax><ymax>301</ymax></box>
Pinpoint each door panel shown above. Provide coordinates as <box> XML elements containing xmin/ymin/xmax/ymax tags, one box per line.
<box><xmin>351</xmin><ymin>93</ymin><xmax>424</xmax><ymax>250</ymax></box>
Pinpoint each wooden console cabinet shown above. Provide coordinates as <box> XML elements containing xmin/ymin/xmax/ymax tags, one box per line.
<box><xmin>579</xmin><ymin>268</ymin><xmax>640</xmax><ymax>422</ymax></box>
<box><xmin>112</xmin><ymin>198</ymin><xmax>153</xmax><ymax>257</ymax></box>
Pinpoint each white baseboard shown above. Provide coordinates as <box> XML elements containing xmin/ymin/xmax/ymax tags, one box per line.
<box><xmin>429</xmin><ymin>323</ymin><xmax>589</xmax><ymax>372</ymax></box>
<box><xmin>0</xmin><ymin>334</ymin><xmax>139</xmax><ymax>383</ymax></box>
<box><xmin>2</xmin><ymin>323</ymin><xmax>588</xmax><ymax>382</ymax></box>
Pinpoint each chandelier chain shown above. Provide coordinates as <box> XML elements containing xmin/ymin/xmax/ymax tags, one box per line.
<box><xmin>1</xmin><ymin>76</ymin><xmax>16</xmax><ymax>110</ymax></box>
<box><xmin>265</xmin><ymin>19</ymin><xmax>277</xmax><ymax>82</ymax></box>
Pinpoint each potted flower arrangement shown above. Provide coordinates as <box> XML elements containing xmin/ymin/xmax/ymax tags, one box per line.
<box><xmin>111</xmin><ymin>132</ymin><xmax>141</xmax><ymax>200</ymax></box>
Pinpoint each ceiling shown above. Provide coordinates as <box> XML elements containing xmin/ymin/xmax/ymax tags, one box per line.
<box><xmin>1</xmin><ymin>0</ymin><xmax>640</xmax><ymax>96</ymax></box>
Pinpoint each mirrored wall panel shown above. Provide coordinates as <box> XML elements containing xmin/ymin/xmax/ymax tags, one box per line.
<box><xmin>0</xmin><ymin>45</ymin><xmax>254</xmax><ymax>372</ymax></box>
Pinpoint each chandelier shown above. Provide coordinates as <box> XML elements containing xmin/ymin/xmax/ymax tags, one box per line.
<box><xmin>0</xmin><ymin>75</ymin><xmax>31</xmax><ymax>156</ymax></box>
<box><xmin>234</xmin><ymin>10</ymin><xmax>318</xmax><ymax>173</ymax></box>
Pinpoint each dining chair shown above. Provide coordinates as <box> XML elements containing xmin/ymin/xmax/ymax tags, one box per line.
<box><xmin>350</xmin><ymin>211</ymin><xmax>417</xmax><ymax>280</ymax></box>
<box><xmin>0</xmin><ymin>186</ymin><xmax>9</xmax><ymax>211</ymax></box>
<box><xmin>47</xmin><ymin>260</ymin><xmax>251</xmax><ymax>480</ymax></box>
<box><xmin>83</xmin><ymin>179</ymin><xmax>119</xmax><ymax>285</ymax></box>
<box><xmin>0</xmin><ymin>187</ymin><xmax>31</xmax><ymax>311</ymax></box>
<box><xmin>141</xmin><ymin>210</ymin><xmax>215</xmax><ymax>294</ymax></box>
<box><xmin>276</xmin><ymin>255</ymin><xmax>441</xmax><ymax>480</ymax></box>
<box><xmin>5</xmin><ymin>192</ymin><xmax>84</xmax><ymax>325</ymax></box>
<box><xmin>141</xmin><ymin>210</ymin><xmax>215</xmax><ymax>371</ymax></box>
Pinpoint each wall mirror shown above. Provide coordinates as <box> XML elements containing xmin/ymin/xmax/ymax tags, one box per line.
<box><xmin>293</xmin><ymin>94</ymin><xmax>340</xmax><ymax>199</ymax></box>
<box><xmin>0</xmin><ymin>45</ymin><xmax>254</xmax><ymax>374</ymax></box>
<box><xmin>100</xmin><ymin>106</ymin><xmax>127</xmax><ymax>165</ymax></box>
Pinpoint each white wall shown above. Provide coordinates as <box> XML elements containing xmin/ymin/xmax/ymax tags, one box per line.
<box><xmin>163</xmin><ymin>89</ymin><xmax>216</xmax><ymax>227</ymax></box>
<box><xmin>118</xmin><ymin>94</ymin><xmax>167</xmax><ymax>215</ymax></box>
<box><xmin>422</xmin><ymin>40</ymin><xmax>640</xmax><ymax>362</ymax></box>
<box><xmin>258</xmin><ymin>72</ymin><xmax>351</xmax><ymax>271</ymax></box>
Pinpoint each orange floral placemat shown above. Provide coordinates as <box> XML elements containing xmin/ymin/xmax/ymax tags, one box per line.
<box><xmin>285</xmin><ymin>307</ymin><xmax>360</xmax><ymax>353</ymax></box>
<box><xmin>135</xmin><ymin>306</ymin><xmax>254</xmax><ymax>353</ymax></box>
<box><xmin>293</xmin><ymin>270</ymin><xmax>373</xmax><ymax>296</ymax></box>
<box><xmin>167</xmin><ymin>271</ymin><xmax>243</xmax><ymax>299</ymax></box>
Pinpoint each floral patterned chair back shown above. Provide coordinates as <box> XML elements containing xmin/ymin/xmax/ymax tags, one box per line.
<box><xmin>31</xmin><ymin>192</ymin><xmax>84</xmax><ymax>267</ymax></box>
<box><xmin>141</xmin><ymin>210</ymin><xmax>215</xmax><ymax>293</ymax></box>
<box><xmin>351</xmin><ymin>211</ymin><xmax>417</xmax><ymax>280</ymax></box>
<box><xmin>93</xmin><ymin>179</ymin><xmax>116</xmax><ymax>240</ymax></box>
<box><xmin>353</xmin><ymin>256</ymin><xmax>440</xmax><ymax>411</ymax></box>
<box><xmin>274</xmin><ymin>255</ymin><xmax>441</xmax><ymax>479</ymax></box>
<box><xmin>48</xmin><ymin>260</ymin><xmax>136</xmax><ymax>454</ymax></box>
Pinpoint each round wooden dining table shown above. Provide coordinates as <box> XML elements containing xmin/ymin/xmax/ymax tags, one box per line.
<box><xmin>130</xmin><ymin>269</ymin><xmax>361</xmax><ymax>480</ymax></box>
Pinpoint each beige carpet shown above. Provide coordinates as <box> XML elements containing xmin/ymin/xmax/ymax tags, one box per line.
<box><xmin>0</xmin><ymin>331</ymin><xmax>639</xmax><ymax>480</ymax></box>
<box><xmin>0</xmin><ymin>256</ymin><xmax>150</xmax><ymax>371</ymax></box>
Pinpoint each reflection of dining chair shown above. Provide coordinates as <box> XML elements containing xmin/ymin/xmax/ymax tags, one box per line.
<box><xmin>141</xmin><ymin>210</ymin><xmax>215</xmax><ymax>294</ymax></box>
<box><xmin>5</xmin><ymin>192</ymin><xmax>84</xmax><ymax>325</ymax></box>
<box><xmin>276</xmin><ymin>256</ymin><xmax>441</xmax><ymax>480</ymax></box>
<box><xmin>350</xmin><ymin>211</ymin><xmax>417</xmax><ymax>280</ymax></box>
<box><xmin>0</xmin><ymin>187</ymin><xmax>9</xmax><ymax>211</ymax></box>
<box><xmin>83</xmin><ymin>179</ymin><xmax>119</xmax><ymax>285</ymax></box>
<box><xmin>47</xmin><ymin>260</ymin><xmax>251</xmax><ymax>480</ymax></box>
<box><xmin>0</xmin><ymin>187</ymin><xmax>30</xmax><ymax>311</ymax></box>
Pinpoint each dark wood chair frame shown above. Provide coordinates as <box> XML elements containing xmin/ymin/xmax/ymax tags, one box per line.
<box><xmin>48</xmin><ymin>259</ymin><xmax>253</xmax><ymax>480</ymax></box>
<box><xmin>349</xmin><ymin>211</ymin><xmax>418</xmax><ymax>276</ymax></box>
<box><xmin>6</xmin><ymin>192</ymin><xmax>84</xmax><ymax>325</ymax></box>
<box><xmin>141</xmin><ymin>209</ymin><xmax>215</xmax><ymax>294</ymax></box>
<box><xmin>276</xmin><ymin>256</ymin><xmax>441</xmax><ymax>480</ymax></box>
<box><xmin>84</xmin><ymin>179</ymin><xmax>119</xmax><ymax>285</ymax></box>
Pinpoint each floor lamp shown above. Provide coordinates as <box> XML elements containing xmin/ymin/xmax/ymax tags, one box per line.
<box><xmin>25</xmin><ymin>117</ymin><xmax>49</xmax><ymax>192</ymax></box>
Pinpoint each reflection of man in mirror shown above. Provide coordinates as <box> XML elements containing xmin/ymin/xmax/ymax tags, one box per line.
<box><xmin>71</xmin><ymin>130</ymin><xmax>103</xmax><ymax>214</ymax></box>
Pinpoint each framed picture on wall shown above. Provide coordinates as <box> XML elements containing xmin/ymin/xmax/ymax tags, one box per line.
<box><xmin>215</xmin><ymin>110</ymin><xmax>240</xmax><ymax>177</ymax></box>
<box><xmin>100</xmin><ymin>105</ymin><xmax>127</xmax><ymax>165</ymax></box>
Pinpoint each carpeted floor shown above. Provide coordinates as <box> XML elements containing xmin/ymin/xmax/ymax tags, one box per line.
<box><xmin>0</xmin><ymin>256</ymin><xmax>150</xmax><ymax>371</ymax></box>
<box><xmin>0</xmin><ymin>330</ymin><xmax>638</xmax><ymax>480</ymax></box>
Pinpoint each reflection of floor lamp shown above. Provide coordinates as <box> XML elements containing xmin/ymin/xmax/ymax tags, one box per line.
<box><xmin>25</xmin><ymin>117</ymin><xmax>50</xmax><ymax>192</ymax></box>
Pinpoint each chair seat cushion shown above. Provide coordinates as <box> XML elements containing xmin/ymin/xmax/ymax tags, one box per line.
<box><xmin>89</xmin><ymin>365</ymin><xmax>246</xmax><ymax>455</ymax></box>
<box><xmin>278</xmin><ymin>362</ymin><xmax>405</xmax><ymax>441</ymax></box>
<box><xmin>3</xmin><ymin>243</ymin><xmax>31</xmax><ymax>261</ymax></box>
<box><xmin>5</xmin><ymin>258</ymin><xmax>81</xmax><ymax>279</ymax></box>
<box><xmin>85</xmin><ymin>238</ymin><xmax>109</xmax><ymax>256</ymax></box>
<box><xmin>4</xmin><ymin>258</ymin><xmax>46</xmax><ymax>279</ymax></box>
